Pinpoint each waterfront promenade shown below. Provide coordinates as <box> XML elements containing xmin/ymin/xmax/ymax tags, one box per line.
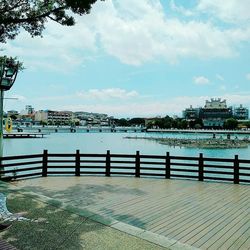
<box><xmin>5</xmin><ymin>176</ymin><xmax>249</xmax><ymax>249</ymax></box>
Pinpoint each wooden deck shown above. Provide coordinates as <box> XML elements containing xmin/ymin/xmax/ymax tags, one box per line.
<box><xmin>14</xmin><ymin>177</ymin><xmax>250</xmax><ymax>249</ymax></box>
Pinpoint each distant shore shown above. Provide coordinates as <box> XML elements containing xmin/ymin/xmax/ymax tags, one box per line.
<box><xmin>124</xmin><ymin>136</ymin><xmax>250</xmax><ymax>148</ymax></box>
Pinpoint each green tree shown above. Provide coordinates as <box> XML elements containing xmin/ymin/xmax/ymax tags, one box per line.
<box><xmin>40</xmin><ymin>120</ymin><xmax>47</xmax><ymax>126</ymax></box>
<box><xmin>117</xmin><ymin>118</ymin><xmax>129</xmax><ymax>127</ymax></box>
<box><xmin>0</xmin><ymin>0</ymin><xmax>103</xmax><ymax>43</ymax></box>
<box><xmin>128</xmin><ymin>118</ymin><xmax>145</xmax><ymax>126</ymax></box>
<box><xmin>224</xmin><ymin>118</ymin><xmax>238</xmax><ymax>130</ymax></box>
<box><xmin>179</xmin><ymin>119</ymin><xmax>188</xmax><ymax>129</ymax></box>
<box><xmin>189</xmin><ymin>118</ymin><xmax>203</xmax><ymax>129</ymax></box>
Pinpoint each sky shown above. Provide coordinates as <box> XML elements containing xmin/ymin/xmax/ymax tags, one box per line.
<box><xmin>1</xmin><ymin>0</ymin><xmax>250</xmax><ymax>118</ymax></box>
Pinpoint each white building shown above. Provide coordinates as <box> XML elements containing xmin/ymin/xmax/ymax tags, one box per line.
<box><xmin>35</xmin><ymin>110</ymin><xmax>73</xmax><ymax>125</ymax></box>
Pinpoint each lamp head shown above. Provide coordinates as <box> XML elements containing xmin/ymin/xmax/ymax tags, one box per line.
<box><xmin>0</xmin><ymin>57</ymin><xmax>19</xmax><ymax>91</ymax></box>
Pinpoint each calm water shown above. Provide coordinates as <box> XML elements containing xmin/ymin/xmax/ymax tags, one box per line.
<box><xmin>4</xmin><ymin>132</ymin><xmax>250</xmax><ymax>160</ymax></box>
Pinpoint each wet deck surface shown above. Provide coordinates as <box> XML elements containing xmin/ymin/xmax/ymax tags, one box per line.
<box><xmin>14</xmin><ymin>177</ymin><xmax>250</xmax><ymax>250</ymax></box>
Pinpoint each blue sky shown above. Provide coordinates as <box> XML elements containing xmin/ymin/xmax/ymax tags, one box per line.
<box><xmin>1</xmin><ymin>0</ymin><xmax>250</xmax><ymax>117</ymax></box>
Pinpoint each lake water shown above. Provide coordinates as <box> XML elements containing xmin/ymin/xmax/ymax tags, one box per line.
<box><xmin>4</xmin><ymin>132</ymin><xmax>250</xmax><ymax>160</ymax></box>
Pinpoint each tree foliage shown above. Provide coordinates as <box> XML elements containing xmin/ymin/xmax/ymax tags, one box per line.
<box><xmin>0</xmin><ymin>0</ymin><xmax>102</xmax><ymax>43</ymax></box>
<box><xmin>114</xmin><ymin>118</ymin><xmax>145</xmax><ymax>127</ymax></box>
<box><xmin>224</xmin><ymin>118</ymin><xmax>238</xmax><ymax>130</ymax></box>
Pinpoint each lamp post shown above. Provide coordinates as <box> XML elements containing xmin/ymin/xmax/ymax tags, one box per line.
<box><xmin>0</xmin><ymin>56</ymin><xmax>19</xmax><ymax>157</ymax></box>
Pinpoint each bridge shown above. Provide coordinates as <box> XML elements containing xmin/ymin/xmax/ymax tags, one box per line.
<box><xmin>13</xmin><ymin>126</ymin><xmax>146</xmax><ymax>133</ymax></box>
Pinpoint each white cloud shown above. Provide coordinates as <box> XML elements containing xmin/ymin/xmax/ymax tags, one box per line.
<box><xmin>246</xmin><ymin>73</ymin><xmax>250</xmax><ymax>80</ymax></box>
<box><xmin>197</xmin><ymin>0</ymin><xmax>250</xmax><ymax>24</ymax></box>
<box><xmin>58</xmin><ymin>94</ymin><xmax>250</xmax><ymax>117</ymax></box>
<box><xmin>2</xmin><ymin>0</ymin><xmax>250</xmax><ymax>68</ymax></box>
<box><xmin>170</xmin><ymin>0</ymin><xmax>194</xmax><ymax>16</ymax></box>
<box><xmin>216</xmin><ymin>74</ymin><xmax>224</xmax><ymax>81</ymax></box>
<box><xmin>219</xmin><ymin>85</ymin><xmax>226</xmax><ymax>91</ymax></box>
<box><xmin>1</xmin><ymin>18</ymin><xmax>97</xmax><ymax>71</ymax></box>
<box><xmin>6</xmin><ymin>91</ymin><xmax>250</xmax><ymax>117</ymax></box>
<box><xmin>193</xmin><ymin>76</ymin><xmax>210</xmax><ymax>85</ymax></box>
<box><xmin>77</xmin><ymin>88</ymin><xmax>138</xmax><ymax>100</ymax></box>
<box><xmin>92</xmin><ymin>0</ymin><xmax>250</xmax><ymax>65</ymax></box>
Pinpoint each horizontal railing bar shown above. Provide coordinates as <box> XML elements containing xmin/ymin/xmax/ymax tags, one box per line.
<box><xmin>111</xmin><ymin>160</ymin><xmax>135</xmax><ymax>164</ymax></box>
<box><xmin>171</xmin><ymin>162</ymin><xmax>198</xmax><ymax>167</ymax></box>
<box><xmin>14</xmin><ymin>172</ymin><xmax>42</xmax><ymax>179</ymax></box>
<box><xmin>140</xmin><ymin>155</ymin><xmax>165</xmax><ymax>159</ymax></box>
<box><xmin>239</xmin><ymin>167</ymin><xmax>250</xmax><ymax>170</ymax></box>
<box><xmin>1</xmin><ymin>154</ymin><xmax>43</xmax><ymax>161</ymax></box>
<box><xmin>80</xmin><ymin>154</ymin><xmax>106</xmax><ymax>157</ymax></box>
<box><xmin>171</xmin><ymin>174</ymin><xmax>198</xmax><ymax>179</ymax></box>
<box><xmin>204</xmin><ymin>176</ymin><xmax>234</xmax><ymax>182</ymax></box>
<box><xmin>80</xmin><ymin>171</ymin><xmax>105</xmax><ymax>174</ymax></box>
<box><xmin>47</xmin><ymin>171</ymin><xmax>75</xmax><ymax>174</ymax></box>
<box><xmin>140</xmin><ymin>167</ymin><xmax>165</xmax><ymax>171</ymax></box>
<box><xmin>110</xmin><ymin>172</ymin><xmax>135</xmax><ymax>175</ymax></box>
<box><xmin>48</xmin><ymin>160</ymin><xmax>75</xmax><ymax>163</ymax></box>
<box><xmin>140</xmin><ymin>173</ymin><xmax>165</xmax><ymax>176</ymax></box>
<box><xmin>0</xmin><ymin>166</ymin><xmax>42</xmax><ymax>174</ymax></box>
<box><xmin>239</xmin><ymin>159</ymin><xmax>250</xmax><ymax>163</ymax></box>
<box><xmin>170</xmin><ymin>156</ymin><xmax>198</xmax><ymax>161</ymax></box>
<box><xmin>47</xmin><ymin>166</ymin><xmax>75</xmax><ymax>169</ymax></box>
<box><xmin>204</xmin><ymin>170</ymin><xmax>233</xmax><ymax>175</ymax></box>
<box><xmin>203</xmin><ymin>157</ymin><xmax>234</xmax><ymax>162</ymax></box>
<box><xmin>239</xmin><ymin>172</ymin><xmax>250</xmax><ymax>176</ymax></box>
<box><xmin>110</xmin><ymin>154</ymin><xmax>135</xmax><ymax>158</ymax></box>
<box><xmin>204</xmin><ymin>164</ymin><xmax>233</xmax><ymax>169</ymax></box>
<box><xmin>80</xmin><ymin>160</ymin><xmax>106</xmax><ymax>163</ymax></box>
<box><xmin>171</xmin><ymin>168</ymin><xmax>198</xmax><ymax>173</ymax></box>
<box><xmin>80</xmin><ymin>166</ymin><xmax>105</xmax><ymax>169</ymax></box>
<box><xmin>140</xmin><ymin>161</ymin><xmax>164</xmax><ymax>165</ymax></box>
<box><xmin>2</xmin><ymin>160</ymin><xmax>43</xmax><ymax>168</ymax></box>
<box><xmin>48</xmin><ymin>154</ymin><xmax>75</xmax><ymax>157</ymax></box>
<box><xmin>111</xmin><ymin>166</ymin><xmax>135</xmax><ymax>170</ymax></box>
<box><xmin>239</xmin><ymin>179</ymin><xmax>250</xmax><ymax>183</ymax></box>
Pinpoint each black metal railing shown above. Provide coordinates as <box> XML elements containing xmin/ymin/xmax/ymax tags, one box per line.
<box><xmin>0</xmin><ymin>150</ymin><xmax>249</xmax><ymax>184</ymax></box>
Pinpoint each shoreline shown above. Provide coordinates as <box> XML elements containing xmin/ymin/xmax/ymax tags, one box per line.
<box><xmin>124</xmin><ymin>136</ymin><xmax>250</xmax><ymax>149</ymax></box>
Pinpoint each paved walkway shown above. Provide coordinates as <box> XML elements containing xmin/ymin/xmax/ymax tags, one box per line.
<box><xmin>2</xmin><ymin>177</ymin><xmax>249</xmax><ymax>249</ymax></box>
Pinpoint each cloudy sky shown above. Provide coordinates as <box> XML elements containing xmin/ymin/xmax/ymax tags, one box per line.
<box><xmin>1</xmin><ymin>0</ymin><xmax>250</xmax><ymax>117</ymax></box>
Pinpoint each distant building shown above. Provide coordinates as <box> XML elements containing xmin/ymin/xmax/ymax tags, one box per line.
<box><xmin>74</xmin><ymin>111</ymin><xmax>110</xmax><ymax>126</ymax></box>
<box><xmin>234</xmin><ymin>104</ymin><xmax>249</xmax><ymax>120</ymax></box>
<box><xmin>20</xmin><ymin>105</ymin><xmax>34</xmax><ymax>116</ymax></box>
<box><xmin>25</xmin><ymin>105</ymin><xmax>34</xmax><ymax>115</ymax></box>
<box><xmin>200</xmin><ymin>98</ymin><xmax>233</xmax><ymax>128</ymax></box>
<box><xmin>182</xmin><ymin>105</ymin><xmax>200</xmax><ymax>120</ymax></box>
<box><xmin>7</xmin><ymin>110</ymin><xmax>19</xmax><ymax>117</ymax></box>
<box><xmin>35</xmin><ymin>110</ymin><xmax>73</xmax><ymax>125</ymax></box>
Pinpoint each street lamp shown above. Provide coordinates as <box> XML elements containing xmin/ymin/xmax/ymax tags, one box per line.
<box><xmin>0</xmin><ymin>56</ymin><xmax>20</xmax><ymax>157</ymax></box>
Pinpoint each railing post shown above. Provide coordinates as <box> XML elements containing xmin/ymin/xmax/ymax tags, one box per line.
<box><xmin>75</xmin><ymin>149</ymin><xmax>80</xmax><ymax>176</ymax></box>
<box><xmin>106</xmin><ymin>150</ymin><xmax>111</xmax><ymax>177</ymax></box>
<box><xmin>42</xmin><ymin>150</ymin><xmax>48</xmax><ymax>177</ymax></box>
<box><xmin>135</xmin><ymin>151</ymin><xmax>140</xmax><ymax>177</ymax></box>
<box><xmin>234</xmin><ymin>155</ymin><xmax>239</xmax><ymax>184</ymax></box>
<box><xmin>198</xmin><ymin>153</ymin><xmax>204</xmax><ymax>181</ymax></box>
<box><xmin>165</xmin><ymin>152</ymin><xmax>170</xmax><ymax>179</ymax></box>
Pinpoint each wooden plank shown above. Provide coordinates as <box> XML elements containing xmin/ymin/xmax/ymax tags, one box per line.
<box><xmin>201</xmin><ymin>216</ymin><xmax>249</xmax><ymax>249</ymax></box>
<box><xmin>237</xmin><ymin>235</ymin><xmax>250</xmax><ymax>250</ymax></box>
<box><xmin>149</xmin><ymin>185</ymin><xmax>241</xmax><ymax>232</ymax></box>
<box><xmin>217</xmin><ymin>221</ymin><xmax>250</xmax><ymax>250</ymax></box>
<box><xmin>127</xmin><ymin>183</ymin><xmax>229</xmax><ymax>227</ymax></box>
<box><xmin>177</xmin><ymin>197</ymin><xmax>249</xmax><ymax>245</ymax></box>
